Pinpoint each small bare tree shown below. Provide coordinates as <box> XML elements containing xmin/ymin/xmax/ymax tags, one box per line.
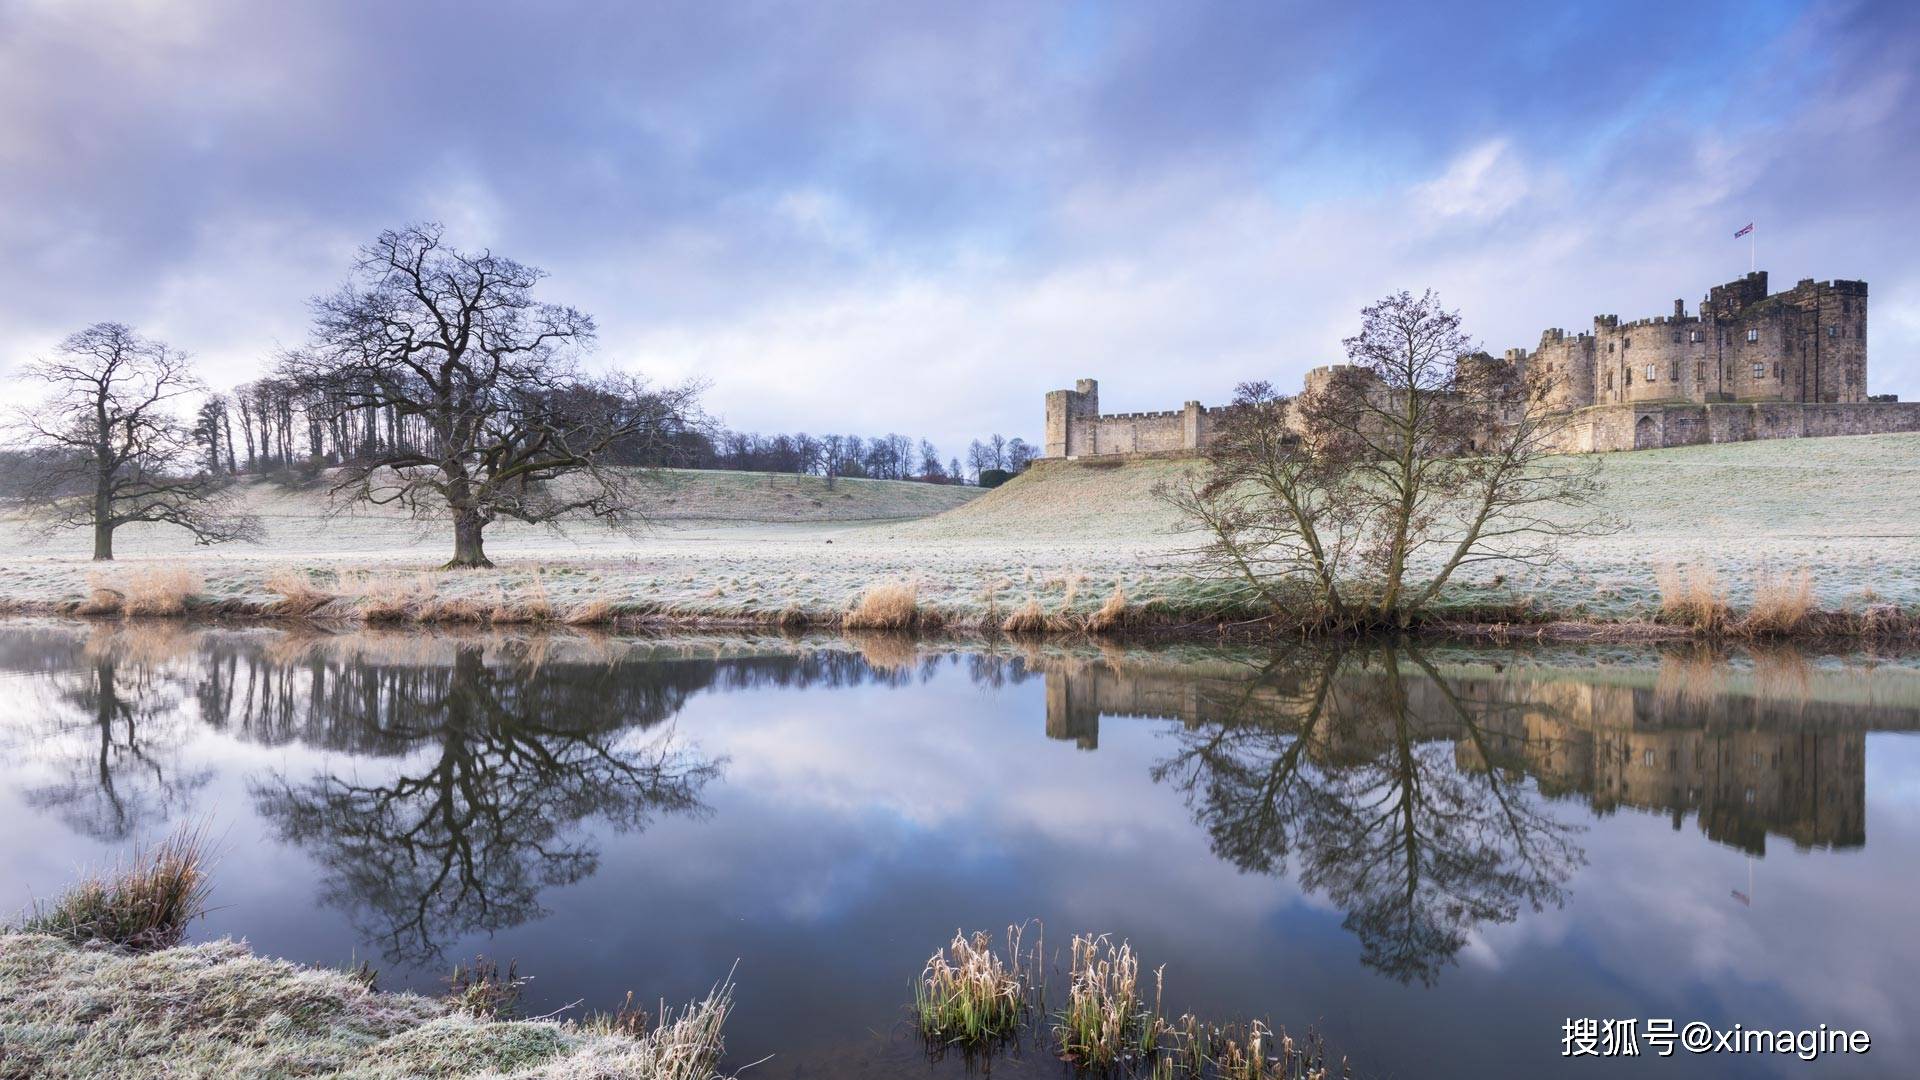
<box><xmin>1162</xmin><ymin>290</ymin><xmax>1612</xmax><ymax>631</ymax></box>
<box><xmin>7</xmin><ymin>323</ymin><xmax>260</xmax><ymax>560</ymax></box>
<box><xmin>283</xmin><ymin>224</ymin><xmax>703</xmax><ymax>568</ymax></box>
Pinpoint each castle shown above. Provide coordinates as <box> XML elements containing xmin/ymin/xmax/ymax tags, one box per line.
<box><xmin>1045</xmin><ymin>270</ymin><xmax>1920</xmax><ymax>456</ymax></box>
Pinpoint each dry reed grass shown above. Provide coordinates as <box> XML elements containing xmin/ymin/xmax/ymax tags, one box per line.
<box><xmin>20</xmin><ymin>823</ymin><xmax>213</xmax><ymax>951</ymax></box>
<box><xmin>916</xmin><ymin>925</ymin><xmax>1038</xmax><ymax>1048</ymax></box>
<box><xmin>1085</xmin><ymin>585</ymin><xmax>1133</xmax><ymax>634</ymax></box>
<box><xmin>845</xmin><ymin>579</ymin><xmax>921</xmax><ymax>630</ymax></box>
<box><xmin>1655</xmin><ymin>562</ymin><xmax>1730</xmax><ymax>632</ymax></box>
<box><xmin>338</xmin><ymin>571</ymin><xmax>434</xmax><ymax>623</ymax></box>
<box><xmin>490</xmin><ymin>575</ymin><xmax>556</xmax><ymax>624</ymax></box>
<box><xmin>564</xmin><ymin>598</ymin><xmax>616</xmax><ymax>626</ymax></box>
<box><xmin>416</xmin><ymin>594</ymin><xmax>489</xmax><ymax>623</ymax></box>
<box><xmin>263</xmin><ymin>568</ymin><xmax>334</xmax><ymax>617</ymax></box>
<box><xmin>1741</xmin><ymin>566</ymin><xmax>1815</xmax><ymax>636</ymax></box>
<box><xmin>120</xmin><ymin>567</ymin><xmax>206</xmax><ymax>617</ymax></box>
<box><xmin>1057</xmin><ymin>934</ymin><xmax>1160</xmax><ymax>1070</ymax></box>
<box><xmin>1002</xmin><ymin>597</ymin><xmax>1049</xmax><ymax>634</ymax></box>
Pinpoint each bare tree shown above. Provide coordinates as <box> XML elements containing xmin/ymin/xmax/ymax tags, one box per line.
<box><xmin>282</xmin><ymin>224</ymin><xmax>704</xmax><ymax>568</ymax></box>
<box><xmin>7</xmin><ymin>323</ymin><xmax>260</xmax><ymax>560</ymax></box>
<box><xmin>1161</xmin><ymin>290</ymin><xmax>1611</xmax><ymax>631</ymax></box>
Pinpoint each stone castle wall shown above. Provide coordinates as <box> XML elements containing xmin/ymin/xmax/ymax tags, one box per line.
<box><xmin>1044</xmin><ymin>270</ymin><xmax>1896</xmax><ymax>457</ymax></box>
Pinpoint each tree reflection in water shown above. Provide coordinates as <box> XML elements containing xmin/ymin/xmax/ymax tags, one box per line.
<box><xmin>13</xmin><ymin>628</ymin><xmax>212</xmax><ymax>841</ymax></box>
<box><xmin>246</xmin><ymin>640</ymin><xmax>722</xmax><ymax>963</ymax></box>
<box><xmin>1152</xmin><ymin>648</ymin><xmax>1585</xmax><ymax>985</ymax></box>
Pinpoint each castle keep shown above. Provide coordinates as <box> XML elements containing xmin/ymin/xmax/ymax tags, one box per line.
<box><xmin>1046</xmin><ymin>270</ymin><xmax>1920</xmax><ymax>456</ymax></box>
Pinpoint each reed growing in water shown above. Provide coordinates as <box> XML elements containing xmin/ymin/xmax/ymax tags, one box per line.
<box><xmin>17</xmin><ymin>824</ymin><xmax>213</xmax><ymax>951</ymax></box>
<box><xmin>914</xmin><ymin>924</ymin><xmax>1040</xmax><ymax>1048</ymax></box>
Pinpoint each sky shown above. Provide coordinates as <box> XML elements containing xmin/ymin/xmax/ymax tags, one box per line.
<box><xmin>4</xmin><ymin>0</ymin><xmax>1919</xmax><ymax>456</ymax></box>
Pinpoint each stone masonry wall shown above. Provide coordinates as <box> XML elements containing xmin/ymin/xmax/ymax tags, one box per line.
<box><xmin>1043</xmin><ymin>269</ymin><xmax>1889</xmax><ymax>459</ymax></box>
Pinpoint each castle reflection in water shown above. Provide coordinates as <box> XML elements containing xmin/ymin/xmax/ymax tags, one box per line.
<box><xmin>1042</xmin><ymin>653</ymin><xmax>1906</xmax><ymax>856</ymax></box>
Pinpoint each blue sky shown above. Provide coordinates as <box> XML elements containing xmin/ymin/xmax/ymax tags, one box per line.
<box><xmin>3</xmin><ymin>0</ymin><xmax>1916</xmax><ymax>453</ymax></box>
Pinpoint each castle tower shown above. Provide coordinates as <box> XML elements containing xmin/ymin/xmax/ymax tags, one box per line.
<box><xmin>1043</xmin><ymin>378</ymin><xmax>1100</xmax><ymax>457</ymax></box>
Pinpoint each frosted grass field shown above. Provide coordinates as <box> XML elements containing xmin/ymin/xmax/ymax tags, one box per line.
<box><xmin>2</xmin><ymin>433</ymin><xmax>1916</xmax><ymax>625</ymax></box>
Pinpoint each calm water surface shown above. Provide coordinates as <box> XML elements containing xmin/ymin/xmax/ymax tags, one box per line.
<box><xmin>2</xmin><ymin>623</ymin><xmax>1917</xmax><ymax>1078</ymax></box>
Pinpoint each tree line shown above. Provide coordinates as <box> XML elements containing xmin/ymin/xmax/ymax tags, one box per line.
<box><xmin>687</xmin><ymin>429</ymin><xmax>1035</xmax><ymax>483</ymax></box>
<box><xmin>2</xmin><ymin>223</ymin><xmax>1038</xmax><ymax>565</ymax></box>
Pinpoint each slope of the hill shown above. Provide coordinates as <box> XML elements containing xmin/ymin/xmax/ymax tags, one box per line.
<box><xmin>902</xmin><ymin>431</ymin><xmax>1920</xmax><ymax>543</ymax></box>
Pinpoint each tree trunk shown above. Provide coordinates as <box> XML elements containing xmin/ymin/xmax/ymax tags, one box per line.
<box><xmin>92</xmin><ymin>468</ymin><xmax>114</xmax><ymax>560</ymax></box>
<box><xmin>446</xmin><ymin>509</ymin><xmax>492</xmax><ymax>569</ymax></box>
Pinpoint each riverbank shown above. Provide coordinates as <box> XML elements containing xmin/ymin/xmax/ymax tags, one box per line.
<box><xmin>3</xmin><ymin>433</ymin><xmax>1917</xmax><ymax>642</ymax></box>
<box><xmin>0</xmin><ymin>932</ymin><xmax>734</xmax><ymax>1079</ymax></box>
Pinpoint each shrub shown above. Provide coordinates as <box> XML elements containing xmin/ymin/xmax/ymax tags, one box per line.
<box><xmin>20</xmin><ymin>824</ymin><xmax>212</xmax><ymax>951</ymax></box>
<box><xmin>845</xmin><ymin>579</ymin><xmax>920</xmax><ymax>630</ymax></box>
<box><xmin>1655</xmin><ymin>561</ymin><xmax>1729</xmax><ymax>632</ymax></box>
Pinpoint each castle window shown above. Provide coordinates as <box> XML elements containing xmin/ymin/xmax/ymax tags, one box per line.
<box><xmin>1829</xmin><ymin>325</ymin><xmax>1839</xmax><ymax>338</ymax></box>
<box><xmin>1671</xmin><ymin>331</ymin><xmax>1681</xmax><ymax>343</ymax></box>
<box><xmin>1751</xmin><ymin>362</ymin><xmax>1766</xmax><ymax>379</ymax></box>
<box><xmin>1746</xmin><ymin>328</ymin><xmax>1760</xmax><ymax>343</ymax></box>
<box><xmin>1644</xmin><ymin>363</ymin><xmax>1657</xmax><ymax>382</ymax></box>
<box><xmin>1695</xmin><ymin>361</ymin><xmax>1706</xmax><ymax>381</ymax></box>
<box><xmin>1774</xmin><ymin>362</ymin><xmax>1782</xmax><ymax>379</ymax></box>
<box><xmin>1670</xmin><ymin>361</ymin><xmax>1680</xmax><ymax>381</ymax></box>
<box><xmin>1690</xmin><ymin>330</ymin><xmax>1702</xmax><ymax>343</ymax></box>
<box><xmin>1843</xmin><ymin>298</ymin><xmax>1852</xmax><ymax>314</ymax></box>
<box><xmin>1845</xmin><ymin>368</ymin><xmax>1856</xmax><ymax>386</ymax></box>
<box><xmin>1605</xmin><ymin>371</ymin><xmax>1614</xmax><ymax>390</ymax></box>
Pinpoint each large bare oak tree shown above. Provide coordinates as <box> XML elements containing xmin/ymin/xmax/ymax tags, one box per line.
<box><xmin>1162</xmin><ymin>290</ymin><xmax>1613</xmax><ymax>632</ymax></box>
<box><xmin>283</xmin><ymin>224</ymin><xmax>703</xmax><ymax>568</ymax></box>
<box><xmin>7</xmin><ymin>323</ymin><xmax>259</xmax><ymax>560</ymax></box>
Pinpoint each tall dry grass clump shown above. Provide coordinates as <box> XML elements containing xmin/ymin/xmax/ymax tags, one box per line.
<box><xmin>1085</xmin><ymin>585</ymin><xmax>1133</xmax><ymax>634</ymax></box>
<box><xmin>490</xmin><ymin>575</ymin><xmax>557</xmax><ymax>624</ymax></box>
<box><xmin>80</xmin><ymin>566</ymin><xmax>204</xmax><ymax>618</ymax></box>
<box><xmin>1002</xmin><ymin>597</ymin><xmax>1049</xmax><ymax>634</ymax></box>
<box><xmin>915</xmin><ymin>925</ymin><xmax>1038</xmax><ymax>1048</ymax></box>
<box><xmin>338</xmin><ymin>570</ymin><xmax>434</xmax><ymax>623</ymax></box>
<box><xmin>263</xmin><ymin>568</ymin><xmax>334</xmax><ymax>617</ymax></box>
<box><xmin>1741</xmin><ymin>566</ymin><xmax>1814</xmax><ymax>637</ymax></box>
<box><xmin>564</xmin><ymin>598</ymin><xmax>617</xmax><ymax>626</ymax></box>
<box><xmin>591</xmin><ymin>978</ymin><xmax>737</xmax><ymax>1080</ymax></box>
<box><xmin>74</xmin><ymin>575</ymin><xmax>127</xmax><ymax>617</ymax></box>
<box><xmin>19</xmin><ymin>824</ymin><xmax>213</xmax><ymax>951</ymax></box>
<box><xmin>1057</xmin><ymin>934</ymin><xmax>1162</xmax><ymax>1070</ymax></box>
<box><xmin>1655</xmin><ymin>561</ymin><xmax>1730</xmax><ymax>632</ymax></box>
<box><xmin>845</xmin><ymin>579</ymin><xmax>921</xmax><ymax>631</ymax></box>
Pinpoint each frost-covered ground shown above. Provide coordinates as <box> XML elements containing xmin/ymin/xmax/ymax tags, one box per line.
<box><xmin>1</xmin><ymin>433</ymin><xmax>1917</xmax><ymax>624</ymax></box>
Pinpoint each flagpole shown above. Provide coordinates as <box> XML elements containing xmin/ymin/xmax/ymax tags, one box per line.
<box><xmin>1751</xmin><ymin>224</ymin><xmax>1756</xmax><ymax>274</ymax></box>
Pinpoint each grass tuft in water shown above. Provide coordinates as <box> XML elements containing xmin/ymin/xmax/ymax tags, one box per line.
<box><xmin>915</xmin><ymin>923</ymin><xmax>1040</xmax><ymax>1048</ymax></box>
<box><xmin>18</xmin><ymin>823</ymin><xmax>213</xmax><ymax>952</ymax></box>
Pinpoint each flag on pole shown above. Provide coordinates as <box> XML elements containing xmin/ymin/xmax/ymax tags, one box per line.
<box><xmin>1734</xmin><ymin>223</ymin><xmax>1753</xmax><ymax>238</ymax></box>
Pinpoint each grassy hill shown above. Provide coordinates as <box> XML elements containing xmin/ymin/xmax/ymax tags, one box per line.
<box><xmin>909</xmin><ymin>431</ymin><xmax>1920</xmax><ymax>544</ymax></box>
